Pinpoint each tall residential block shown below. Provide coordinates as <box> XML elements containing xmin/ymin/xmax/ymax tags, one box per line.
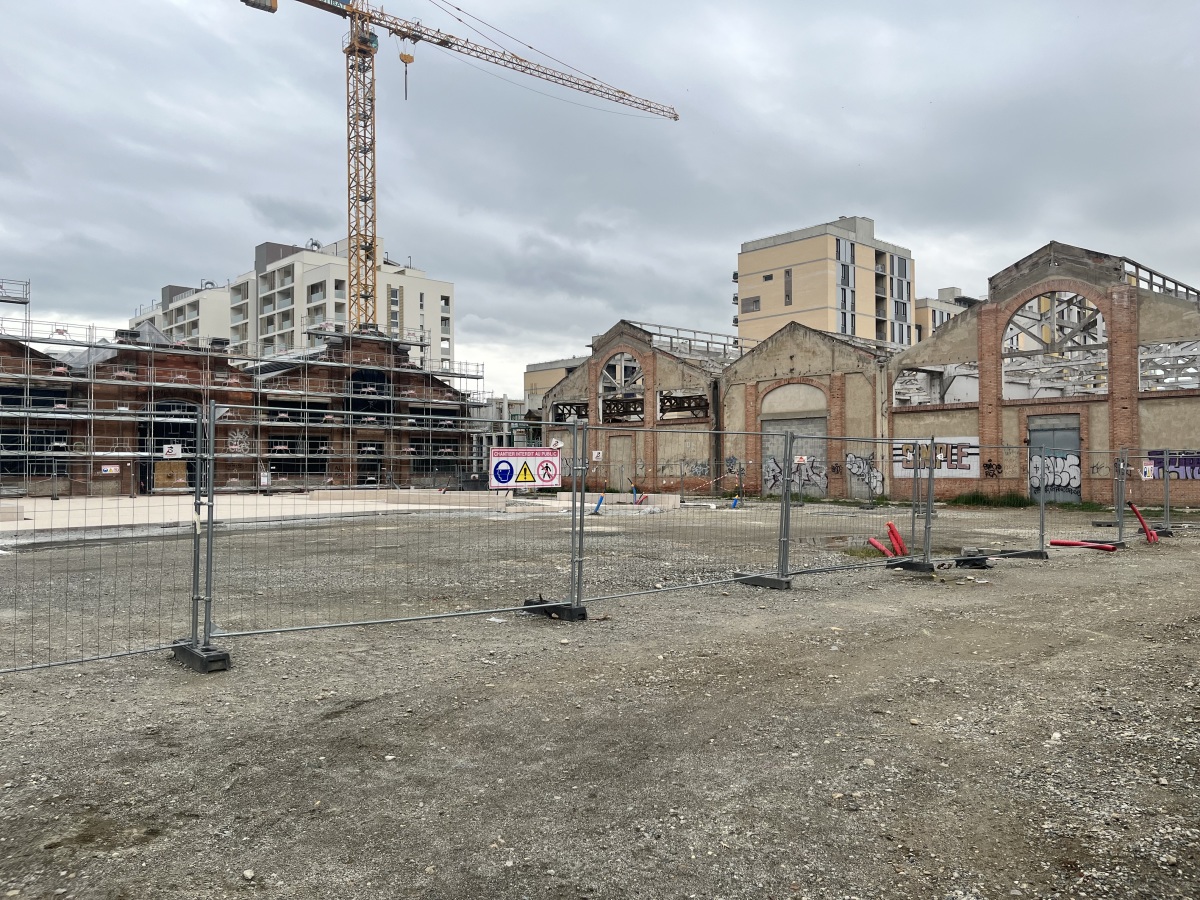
<box><xmin>733</xmin><ymin>216</ymin><xmax>915</xmax><ymax>348</ymax></box>
<box><xmin>131</xmin><ymin>237</ymin><xmax>455</xmax><ymax>367</ymax></box>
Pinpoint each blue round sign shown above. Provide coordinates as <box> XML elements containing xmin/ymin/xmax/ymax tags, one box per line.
<box><xmin>493</xmin><ymin>459</ymin><xmax>514</xmax><ymax>484</ymax></box>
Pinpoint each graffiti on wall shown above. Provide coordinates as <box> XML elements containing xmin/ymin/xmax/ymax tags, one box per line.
<box><xmin>891</xmin><ymin>437</ymin><xmax>980</xmax><ymax>478</ymax></box>
<box><xmin>1029</xmin><ymin>453</ymin><xmax>1082</xmax><ymax>495</ymax></box>
<box><xmin>1143</xmin><ymin>450</ymin><xmax>1200</xmax><ymax>480</ymax></box>
<box><xmin>763</xmin><ymin>456</ymin><xmax>828</xmax><ymax>495</ymax></box>
<box><xmin>844</xmin><ymin>452</ymin><xmax>884</xmax><ymax>495</ymax></box>
<box><xmin>227</xmin><ymin>428</ymin><xmax>251</xmax><ymax>455</ymax></box>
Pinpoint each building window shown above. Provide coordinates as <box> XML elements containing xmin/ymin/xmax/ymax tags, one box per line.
<box><xmin>839</xmin><ymin>264</ymin><xmax>851</xmax><ymax>287</ymax></box>
<box><xmin>441</xmin><ymin>295</ymin><xmax>450</xmax><ymax>309</ymax></box>
<box><xmin>836</xmin><ymin>238</ymin><xmax>855</xmax><ymax>264</ymax></box>
<box><xmin>741</xmin><ymin>296</ymin><xmax>761</xmax><ymax>313</ymax></box>
<box><xmin>419</xmin><ymin>292</ymin><xmax>424</xmax><ymax>310</ymax></box>
<box><xmin>784</xmin><ymin>269</ymin><xmax>792</xmax><ymax>305</ymax></box>
<box><xmin>763</xmin><ymin>273</ymin><xmax>773</xmax><ymax>282</ymax></box>
<box><xmin>784</xmin><ymin>294</ymin><xmax>792</xmax><ymax>306</ymax></box>
<box><xmin>389</xmin><ymin>287</ymin><xmax>399</xmax><ymax>306</ymax></box>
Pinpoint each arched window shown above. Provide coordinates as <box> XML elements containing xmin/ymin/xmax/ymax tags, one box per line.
<box><xmin>1002</xmin><ymin>292</ymin><xmax>1107</xmax><ymax>399</ymax></box>
<box><xmin>599</xmin><ymin>353</ymin><xmax>644</xmax><ymax>423</ymax></box>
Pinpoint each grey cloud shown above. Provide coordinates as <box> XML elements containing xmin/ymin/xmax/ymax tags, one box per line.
<box><xmin>2</xmin><ymin>0</ymin><xmax>1199</xmax><ymax>395</ymax></box>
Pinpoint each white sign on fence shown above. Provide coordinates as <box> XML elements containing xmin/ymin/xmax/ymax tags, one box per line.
<box><xmin>489</xmin><ymin>448</ymin><xmax>562</xmax><ymax>489</ymax></box>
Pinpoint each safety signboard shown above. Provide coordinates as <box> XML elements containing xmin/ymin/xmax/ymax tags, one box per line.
<box><xmin>489</xmin><ymin>448</ymin><xmax>561</xmax><ymax>489</ymax></box>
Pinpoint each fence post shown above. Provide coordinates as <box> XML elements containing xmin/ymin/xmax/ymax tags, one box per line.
<box><xmin>779</xmin><ymin>431</ymin><xmax>794</xmax><ymax>578</ymax></box>
<box><xmin>863</xmin><ymin>447</ymin><xmax>877</xmax><ymax>509</ymax></box>
<box><xmin>1115</xmin><ymin>449</ymin><xmax>1128</xmax><ymax>544</ymax></box>
<box><xmin>202</xmin><ymin>399</ymin><xmax>218</xmax><ymax>648</ymax></box>
<box><xmin>1162</xmin><ymin>450</ymin><xmax>1173</xmax><ymax>535</ymax></box>
<box><xmin>922</xmin><ymin>435</ymin><xmax>936</xmax><ymax>565</ymax></box>
<box><xmin>189</xmin><ymin>404</ymin><xmax>203</xmax><ymax>648</ymax></box>
<box><xmin>909</xmin><ymin>442</ymin><xmax>921</xmax><ymax>551</ymax></box>
<box><xmin>548</xmin><ymin>420</ymin><xmax>590</xmax><ymax>621</ymax></box>
<box><xmin>1037</xmin><ymin>445</ymin><xmax>1047</xmax><ymax>554</ymax></box>
<box><xmin>736</xmin><ymin>430</ymin><xmax>793</xmax><ymax>589</ymax></box>
<box><xmin>172</xmin><ymin>402</ymin><xmax>231</xmax><ymax>673</ymax></box>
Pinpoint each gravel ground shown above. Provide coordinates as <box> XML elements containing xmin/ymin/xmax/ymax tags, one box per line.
<box><xmin>1</xmin><ymin>516</ymin><xmax>1198</xmax><ymax>899</ymax></box>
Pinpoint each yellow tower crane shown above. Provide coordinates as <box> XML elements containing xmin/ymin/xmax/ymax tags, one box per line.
<box><xmin>240</xmin><ymin>0</ymin><xmax>679</xmax><ymax>332</ymax></box>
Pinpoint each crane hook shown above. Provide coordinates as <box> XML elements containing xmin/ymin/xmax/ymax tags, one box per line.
<box><xmin>399</xmin><ymin>47</ymin><xmax>414</xmax><ymax>100</ymax></box>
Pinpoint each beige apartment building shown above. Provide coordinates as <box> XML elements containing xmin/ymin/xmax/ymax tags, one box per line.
<box><xmin>734</xmin><ymin>216</ymin><xmax>915</xmax><ymax>348</ymax></box>
<box><xmin>523</xmin><ymin>355</ymin><xmax>589</xmax><ymax>414</ymax></box>
<box><xmin>913</xmin><ymin>286</ymin><xmax>978</xmax><ymax>342</ymax></box>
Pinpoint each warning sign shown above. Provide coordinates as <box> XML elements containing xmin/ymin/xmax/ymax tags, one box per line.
<box><xmin>489</xmin><ymin>448</ymin><xmax>561</xmax><ymax>489</ymax></box>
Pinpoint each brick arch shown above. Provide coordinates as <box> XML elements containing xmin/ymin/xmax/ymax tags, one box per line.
<box><xmin>977</xmin><ymin>275</ymin><xmax>1138</xmax><ymax>450</ymax></box>
<box><xmin>741</xmin><ymin>378</ymin><xmax>832</xmax><ymax>496</ymax></box>
<box><xmin>751</xmin><ymin>376</ymin><xmax>829</xmax><ymax>424</ymax></box>
<box><xmin>997</xmin><ymin>277</ymin><xmax>1110</xmax><ymax>402</ymax></box>
<box><xmin>995</xmin><ymin>277</ymin><xmax>1112</xmax><ymax>327</ymax></box>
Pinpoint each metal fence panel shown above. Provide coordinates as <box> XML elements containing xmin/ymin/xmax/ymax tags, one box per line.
<box><xmin>568</xmin><ymin>426</ymin><xmax>782</xmax><ymax>602</ymax></box>
<box><xmin>0</xmin><ymin>412</ymin><xmax>204</xmax><ymax>672</ymax></box>
<box><xmin>787</xmin><ymin>437</ymin><xmax>911</xmax><ymax>569</ymax></box>
<box><xmin>205</xmin><ymin>408</ymin><xmax>574</xmax><ymax>638</ymax></box>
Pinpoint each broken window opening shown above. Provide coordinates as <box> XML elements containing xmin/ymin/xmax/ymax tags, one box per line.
<box><xmin>892</xmin><ymin>364</ymin><xmax>980</xmax><ymax>407</ymax></box>
<box><xmin>1002</xmin><ymin>291</ymin><xmax>1108</xmax><ymax>399</ymax></box>
<box><xmin>599</xmin><ymin>353</ymin><xmax>645</xmax><ymax>423</ymax></box>
<box><xmin>1139</xmin><ymin>341</ymin><xmax>1200</xmax><ymax>392</ymax></box>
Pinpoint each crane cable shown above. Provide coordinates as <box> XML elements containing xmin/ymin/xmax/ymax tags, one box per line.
<box><xmin>421</xmin><ymin>0</ymin><xmax>621</xmax><ymax>91</ymax></box>
<box><xmin>389</xmin><ymin>0</ymin><xmax>668</xmax><ymax>118</ymax></box>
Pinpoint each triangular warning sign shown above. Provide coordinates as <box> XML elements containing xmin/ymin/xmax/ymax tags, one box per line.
<box><xmin>515</xmin><ymin>461</ymin><xmax>536</xmax><ymax>483</ymax></box>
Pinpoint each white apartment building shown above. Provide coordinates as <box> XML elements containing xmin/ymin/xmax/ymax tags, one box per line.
<box><xmin>131</xmin><ymin>237</ymin><xmax>456</xmax><ymax>366</ymax></box>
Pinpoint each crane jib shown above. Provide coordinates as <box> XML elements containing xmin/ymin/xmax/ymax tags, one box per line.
<box><xmin>239</xmin><ymin>0</ymin><xmax>678</xmax><ymax>329</ymax></box>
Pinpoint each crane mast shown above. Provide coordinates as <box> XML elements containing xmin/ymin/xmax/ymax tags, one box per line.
<box><xmin>345</xmin><ymin>5</ymin><xmax>379</xmax><ymax>330</ymax></box>
<box><xmin>241</xmin><ymin>0</ymin><xmax>679</xmax><ymax>332</ymax></box>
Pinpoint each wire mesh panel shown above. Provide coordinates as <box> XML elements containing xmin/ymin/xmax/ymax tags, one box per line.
<box><xmin>206</xmin><ymin>408</ymin><xmax>573</xmax><ymax>637</ymax></box>
<box><xmin>0</xmin><ymin>438</ymin><xmax>199</xmax><ymax>673</ymax></box>
<box><xmin>1035</xmin><ymin>447</ymin><xmax>1124</xmax><ymax>546</ymax></box>
<box><xmin>788</xmin><ymin>437</ymin><xmax>910</xmax><ymax>568</ymax></box>
<box><xmin>1156</xmin><ymin>449</ymin><xmax>1200</xmax><ymax>529</ymax></box>
<box><xmin>1123</xmin><ymin>448</ymin><xmax>1200</xmax><ymax>534</ymax></box>
<box><xmin>572</xmin><ymin>426</ymin><xmax>781</xmax><ymax>602</ymax></box>
<box><xmin>924</xmin><ymin>442</ymin><xmax>1044</xmax><ymax>558</ymax></box>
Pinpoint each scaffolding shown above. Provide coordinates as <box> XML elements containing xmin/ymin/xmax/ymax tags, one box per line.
<box><xmin>0</xmin><ymin>299</ymin><xmax>488</xmax><ymax>498</ymax></box>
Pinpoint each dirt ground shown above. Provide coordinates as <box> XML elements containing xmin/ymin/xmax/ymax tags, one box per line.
<box><xmin>1</xmin><ymin>525</ymin><xmax>1198</xmax><ymax>899</ymax></box>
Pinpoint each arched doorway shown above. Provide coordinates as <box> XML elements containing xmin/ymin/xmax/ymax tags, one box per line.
<box><xmin>759</xmin><ymin>383</ymin><xmax>828</xmax><ymax>498</ymax></box>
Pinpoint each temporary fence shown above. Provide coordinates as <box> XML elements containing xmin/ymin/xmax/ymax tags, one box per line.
<box><xmin>3</xmin><ymin>418</ymin><xmax>1196</xmax><ymax>675</ymax></box>
<box><xmin>0</xmin><ymin>407</ymin><xmax>208</xmax><ymax>672</ymax></box>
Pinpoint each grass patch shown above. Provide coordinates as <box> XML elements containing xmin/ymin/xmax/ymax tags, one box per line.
<box><xmin>1046</xmin><ymin>500</ymin><xmax>1108</xmax><ymax>512</ymax></box>
<box><xmin>949</xmin><ymin>491</ymin><xmax>1036</xmax><ymax>508</ymax></box>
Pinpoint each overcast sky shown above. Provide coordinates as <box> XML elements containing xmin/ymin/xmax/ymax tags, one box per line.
<box><xmin>2</xmin><ymin>0</ymin><xmax>1198</xmax><ymax>397</ymax></box>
